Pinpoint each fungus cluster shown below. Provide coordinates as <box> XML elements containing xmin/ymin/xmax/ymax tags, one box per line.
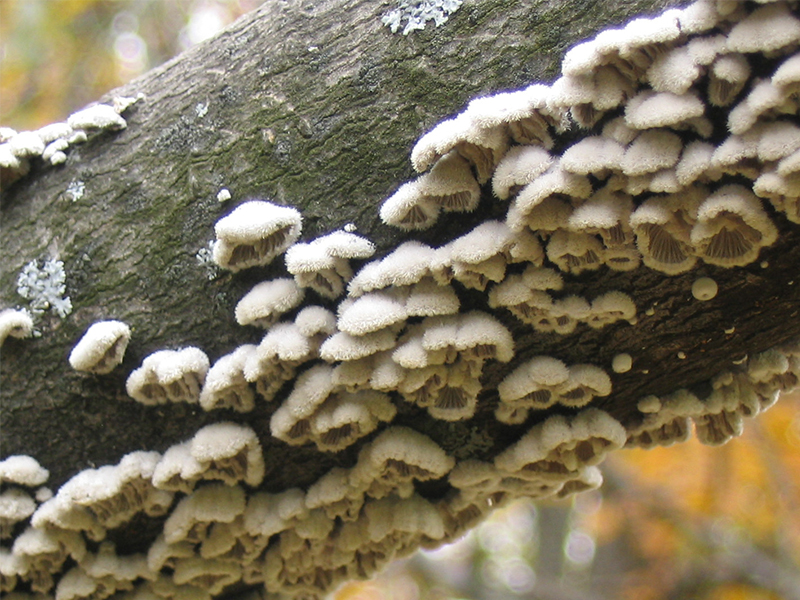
<box><xmin>4</xmin><ymin>1</ymin><xmax>800</xmax><ymax>599</ymax></box>
<box><xmin>0</xmin><ymin>97</ymin><xmax>139</xmax><ymax>186</ymax></box>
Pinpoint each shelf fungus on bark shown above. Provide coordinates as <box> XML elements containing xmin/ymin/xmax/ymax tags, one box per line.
<box><xmin>200</xmin><ymin>345</ymin><xmax>258</xmax><ymax>413</ymax></box>
<box><xmin>0</xmin><ymin>489</ymin><xmax>36</xmax><ymax>540</ymax></box>
<box><xmin>189</xmin><ymin>422</ymin><xmax>265</xmax><ymax>487</ymax></box>
<box><xmin>285</xmin><ymin>231</ymin><xmax>375</xmax><ymax>299</ymax></box>
<box><xmin>0</xmin><ymin>309</ymin><xmax>33</xmax><ymax>347</ymax></box>
<box><xmin>7</xmin><ymin>1</ymin><xmax>800</xmax><ymax>599</ymax></box>
<box><xmin>68</xmin><ymin>320</ymin><xmax>131</xmax><ymax>374</ymax></box>
<box><xmin>234</xmin><ymin>279</ymin><xmax>305</xmax><ymax>328</ymax></box>
<box><xmin>380</xmin><ymin>151</ymin><xmax>481</xmax><ymax>230</ymax></box>
<box><xmin>494</xmin><ymin>409</ymin><xmax>627</xmax><ymax>480</ymax></box>
<box><xmin>212</xmin><ymin>200</ymin><xmax>302</xmax><ymax>272</ymax></box>
<box><xmin>126</xmin><ymin>347</ymin><xmax>210</xmax><ymax>406</ymax></box>
<box><xmin>496</xmin><ymin>357</ymin><xmax>612</xmax><ymax>423</ymax></box>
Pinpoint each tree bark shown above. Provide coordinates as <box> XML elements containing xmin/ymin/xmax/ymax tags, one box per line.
<box><xmin>2</xmin><ymin>0</ymin><xmax>799</xmax><ymax>578</ymax></box>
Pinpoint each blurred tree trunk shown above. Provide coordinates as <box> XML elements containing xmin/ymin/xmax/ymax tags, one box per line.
<box><xmin>2</xmin><ymin>0</ymin><xmax>799</xmax><ymax>571</ymax></box>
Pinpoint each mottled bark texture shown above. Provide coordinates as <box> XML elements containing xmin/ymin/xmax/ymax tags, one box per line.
<box><xmin>1</xmin><ymin>0</ymin><xmax>799</xmax><ymax>561</ymax></box>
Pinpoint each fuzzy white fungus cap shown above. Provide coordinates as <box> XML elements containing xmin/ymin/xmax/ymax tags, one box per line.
<box><xmin>234</xmin><ymin>278</ymin><xmax>304</xmax><ymax>328</ymax></box>
<box><xmin>625</xmin><ymin>90</ymin><xmax>705</xmax><ymax>130</ymax></box>
<box><xmin>492</xmin><ymin>145</ymin><xmax>554</xmax><ymax>199</ymax></box>
<box><xmin>67</xmin><ymin>104</ymin><xmax>127</xmax><ymax>131</ymax></box>
<box><xmin>495</xmin><ymin>409</ymin><xmax>626</xmax><ymax>479</ymax></box>
<box><xmin>0</xmin><ymin>455</ymin><xmax>49</xmax><ymax>487</ymax></box>
<box><xmin>163</xmin><ymin>483</ymin><xmax>246</xmax><ymax>545</ymax></box>
<box><xmin>421</xmin><ymin>311</ymin><xmax>514</xmax><ymax>364</ymax></box>
<box><xmin>319</xmin><ymin>329</ymin><xmax>397</xmax><ymax>363</ymax></box>
<box><xmin>381</xmin><ymin>151</ymin><xmax>481</xmax><ymax>230</ymax></box>
<box><xmin>726</xmin><ymin>3</ymin><xmax>800</xmax><ymax>54</ymax></box>
<box><xmin>199</xmin><ymin>345</ymin><xmax>257</xmax><ymax>413</ymax></box>
<box><xmin>294</xmin><ymin>305</ymin><xmax>337</xmax><ymax>338</ymax></box>
<box><xmin>561</xmin><ymin>136</ymin><xmax>625</xmax><ymax>176</ymax></box>
<box><xmin>151</xmin><ymin>442</ymin><xmax>204</xmax><ymax>494</ymax></box>
<box><xmin>212</xmin><ymin>200</ymin><xmax>302</xmax><ymax>271</ymax></box>
<box><xmin>727</xmin><ymin>79</ymin><xmax>786</xmax><ymax>135</ymax></box>
<box><xmin>587</xmin><ymin>291</ymin><xmax>638</xmax><ymax>328</ymax></box>
<box><xmin>507</xmin><ymin>166</ymin><xmax>590</xmax><ymax>233</ymax></box>
<box><xmin>629</xmin><ymin>187</ymin><xmax>703</xmax><ymax>274</ymax></box>
<box><xmin>6</xmin><ymin>131</ymin><xmax>45</xmax><ymax>157</ymax></box>
<box><xmin>270</xmin><ymin>364</ymin><xmax>336</xmax><ymax>431</ymax></box>
<box><xmin>190</xmin><ymin>422</ymin><xmax>265</xmax><ymax>487</ymax></box>
<box><xmin>54</xmin><ymin>451</ymin><xmax>166</xmax><ymax>530</ymax></box>
<box><xmin>351</xmin><ymin>427</ymin><xmax>455</xmax><ymax>497</ymax></box>
<box><xmin>126</xmin><ymin>347</ymin><xmax>210</xmax><ymax>405</ymax></box>
<box><xmin>286</xmin><ymin>232</ymin><xmax>376</xmax><ymax>298</ymax></box>
<box><xmin>691</xmin><ymin>185</ymin><xmax>778</xmax><ymax>267</ymax></box>
<box><xmin>0</xmin><ymin>488</ymin><xmax>36</xmax><ymax>539</ymax></box>
<box><xmin>308</xmin><ymin>390</ymin><xmax>397</xmax><ymax>452</ymax></box>
<box><xmin>498</xmin><ymin>356</ymin><xmax>570</xmax><ymax>404</ymax></box>
<box><xmin>348</xmin><ymin>241</ymin><xmax>437</xmax><ymax>297</ymax></box>
<box><xmin>0</xmin><ymin>309</ymin><xmax>33</xmax><ymax>346</ymax></box>
<box><xmin>68</xmin><ymin>320</ymin><xmax>131</xmax><ymax>374</ymax></box>
<box><xmin>708</xmin><ymin>53</ymin><xmax>751</xmax><ymax>107</ymax></box>
<box><xmin>337</xmin><ymin>292</ymin><xmax>408</xmax><ymax>336</ymax></box>
<box><xmin>546</xmin><ymin>230</ymin><xmax>605</xmax><ymax>275</ymax></box>
<box><xmin>622</xmin><ymin>130</ymin><xmax>683</xmax><ymax>177</ymax></box>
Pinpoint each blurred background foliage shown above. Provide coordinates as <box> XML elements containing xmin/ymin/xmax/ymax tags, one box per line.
<box><xmin>2</xmin><ymin>3</ymin><xmax>799</xmax><ymax>600</ymax></box>
<box><xmin>0</xmin><ymin>0</ymin><xmax>260</xmax><ymax>129</ymax></box>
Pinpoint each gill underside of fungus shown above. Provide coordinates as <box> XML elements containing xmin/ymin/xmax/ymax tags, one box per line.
<box><xmin>2</xmin><ymin>1</ymin><xmax>800</xmax><ymax>599</ymax></box>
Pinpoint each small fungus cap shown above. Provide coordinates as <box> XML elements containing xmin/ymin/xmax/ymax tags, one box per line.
<box><xmin>234</xmin><ymin>279</ymin><xmax>305</xmax><ymax>328</ymax></box>
<box><xmin>68</xmin><ymin>320</ymin><xmax>131</xmax><ymax>374</ymax></box>
<box><xmin>0</xmin><ymin>455</ymin><xmax>49</xmax><ymax>487</ymax></box>
<box><xmin>67</xmin><ymin>104</ymin><xmax>127</xmax><ymax>130</ymax></box>
<box><xmin>213</xmin><ymin>200</ymin><xmax>302</xmax><ymax>271</ymax></box>
<box><xmin>0</xmin><ymin>309</ymin><xmax>33</xmax><ymax>346</ymax></box>
<box><xmin>190</xmin><ymin>422</ymin><xmax>265</xmax><ymax>487</ymax></box>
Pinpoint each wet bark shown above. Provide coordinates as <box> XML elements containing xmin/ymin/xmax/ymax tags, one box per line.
<box><xmin>2</xmin><ymin>0</ymin><xmax>799</xmax><ymax>567</ymax></box>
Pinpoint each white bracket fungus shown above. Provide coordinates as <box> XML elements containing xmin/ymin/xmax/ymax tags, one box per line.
<box><xmin>67</xmin><ymin>104</ymin><xmax>127</xmax><ymax>131</ymax></box>
<box><xmin>380</xmin><ymin>151</ymin><xmax>480</xmax><ymax>230</ymax></box>
<box><xmin>350</xmin><ymin>427</ymin><xmax>455</xmax><ymax>500</ymax></box>
<box><xmin>189</xmin><ymin>422</ymin><xmax>265</xmax><ymax>487</ymax></box>
<box><xmin>691</xmin><ymin>184</ymin><xmax>778</xmax><ymax>267</ymax></box>
<box><xmin>0</xmin><ymin>489</ymin><xmax>36</xmax><ymax>539</ymax></box>
<box><xmin>164</xmin><ymin>483</ymin><xmax>246</xmax><ymax>545</ymax></box>
<box><xmin>0</xmin><ymin>309</ymin><xmax>33</xmax><ymax>346</ymax></box>
<box><xmin>285</xmin><ymin>231</ymin><xmax>375</xmax><ymax>299</ymax></box>
<box><xmin>68</xmin><ymin>320</ymin><xmax>131</xmax><ymax>374</ymax></box>
<box><xmin>199</xmin><ymin>345</ymin><xmax>257</xmax><ymax>412</ymax></box>
<box><xmin>126</xmin><ymin>347</ymin><xmax>210</xmax><ymax>405</ymax></box>
<box><xmin>234</xmin><ymin>278</ymin><xmax>304</xmax><ymax>328</ymax></box>
<box><xmin>0</xmin><ymin>456</ymin><xmax>49</xmax><ymax>488</ymax></box>
<box><xmin>497</xmin><ymin>357</ymin><xmax>612</xmax><ymax>422</ymax></box>
<box><xmin>212</xmin><ymin>200</ymin><xmax>302</xmax><ymax>271</ymax></box>
<box><xmin>495</xmin><ymin>409</ymin><xmax>626</xmax><ymax>480</ymax></box>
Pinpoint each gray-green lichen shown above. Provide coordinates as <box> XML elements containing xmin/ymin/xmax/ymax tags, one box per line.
<box><xmin>382</xmin><ymin>0</ymin><xmax>463</xmax><ymax>35</ymax></box>
<box><xmin>16</xmin><ymin>258</ymin><xmax>73</xmax><ymax>318</ymax></box>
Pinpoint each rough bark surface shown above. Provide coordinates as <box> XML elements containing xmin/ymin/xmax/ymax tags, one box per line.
<box><xmin>2</xmin><ymin>0</ymin><xmax>799</xmax><ymax>567</ymax></box>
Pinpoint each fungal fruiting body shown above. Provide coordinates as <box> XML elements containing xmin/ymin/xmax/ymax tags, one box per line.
<box><xmin>68</xmin><ymin>320</ymin><xmax>131</xmax><ymax>374</ymax></box>
<box><xmin>5</xmin><ymin>1</ymin><xmax>800</xmax><ymax>600</ymax></box>
<box><xmin>0</xmin><ymin>309</ymin><xmax>33</xmax><ymax>346</ymax></box>
<box><xmin>212</xmin><ymin>200</ymin><xmax>302</xmax><ymax>271</ymax></box>
<box><xmin>126</xmin><ymin>347</ymin><xmax>210</xmax><ymax>405</ymax></box>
